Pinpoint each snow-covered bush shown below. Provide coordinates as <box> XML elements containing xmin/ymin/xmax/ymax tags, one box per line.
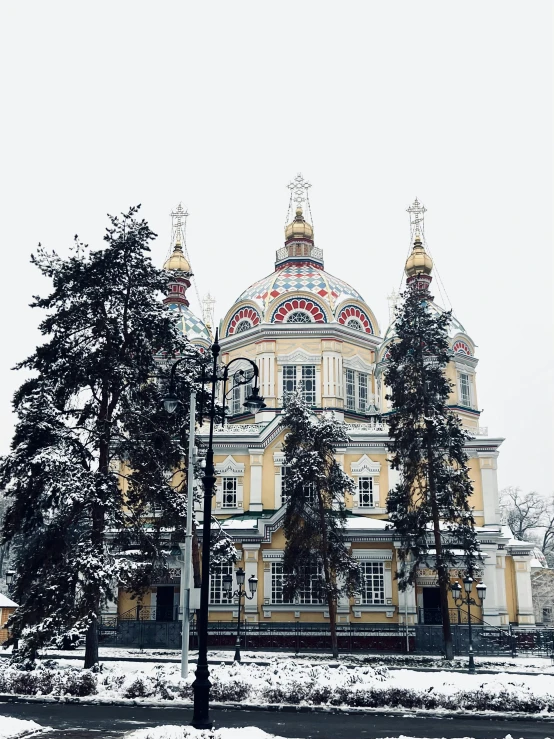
<box><xmin>124</xmin><ymin>676</ymin><xmax>156</xmax><ymax>699</ymax></box>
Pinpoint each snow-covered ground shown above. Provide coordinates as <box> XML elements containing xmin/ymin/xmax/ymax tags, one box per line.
<box><xmin>28</xmin><ymin>646</ymin><xmax>554</xmax><ymax>674</ymax></box>
<box><xmin>2</xmin><ymin>657</ymin><xmax>554</xmax><ymax>715</ymax></box>
<box><xmin>0</xmin><ymin>717</ymin><xmax>48</xmax><ymax>738</ymax></box>
<box><xmin>122</xmin><ymin>729</ymin><xmax>541</xmax><ymax>739</ymax></box>
<box><xmin>123</xmin><ymin>727</ymin><xmax>295</xmax><ymax>739</ymax></box>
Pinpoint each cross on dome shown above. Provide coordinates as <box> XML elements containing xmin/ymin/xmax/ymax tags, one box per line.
<box><xmin>406</xmin><ymin>197</ymin><xmax>426</xmax><ymax>240</ymax></box>
<box><xmin>171</xmin><ymin>202</ymin><xmax>189</xmax><ymax>247</ymax></box>
<box><xmin>287</xmin><ymin>173</ymin><xmax>311</xmax><ymax>207</ymax></box>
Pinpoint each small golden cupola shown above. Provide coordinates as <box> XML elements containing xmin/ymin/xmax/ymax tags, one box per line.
<box><xmin>404</xmin><ymin>197</ymin><xmax>433</xmax><ymax>292</ymax></box>
<box><xmin>163</xmin><ymin>236</ymin><xmax>191</xmax><ymax>273</ymax></box>
<box><xmin>404</xmin><ymin>231</ymin><xmax>433</xmax><ymax>278</ymax></box>
<box><xmin>285</xmin><ymin>206</ymin><xmax>314</xmax><ymax>242</ymax></box>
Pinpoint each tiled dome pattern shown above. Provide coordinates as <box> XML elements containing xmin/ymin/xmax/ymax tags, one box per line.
<box><xmin>168</xmin><ymin>302</ymin><xmax>211</xmax><ymax>347</ymax></box>
<box><xmin>235</xmin><ymin>263</ymin><xmax>367</xmax><ymax>321</ymax></box>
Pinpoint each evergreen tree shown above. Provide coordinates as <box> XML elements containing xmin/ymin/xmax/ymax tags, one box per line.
<box><xmin>0</xmin><ymin>206</ymin><xmax>205</xmax><ymax>667</ymax></box>
<box><xmin>281</xmin><ymin>393</ymin><xmax>361</xmax><ymax>658</ymax></box>
<box><xmin>385</xmin><ymin>278</ymin><xmax>480</xmax><ymax>660</ymax></box>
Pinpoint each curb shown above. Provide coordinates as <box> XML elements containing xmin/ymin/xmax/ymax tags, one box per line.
<box><xmin>1</xmin><ymin>694</ymin><xmax>554</xmax><ymax>724</ymax></box>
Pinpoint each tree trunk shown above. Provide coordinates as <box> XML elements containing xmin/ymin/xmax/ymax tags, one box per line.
<box><xmin>84</xmin><ymin>619</ymin><xmax>98</xmax><ymax>669</ymax></box>
<box><xmin>327</xmin><ymin>593</ymin><xmax>338</xmax><ymax>659</ymax></box>
<box><xmin>427</xmin><ymin>436</ymin><xmax>454</xmax><ymax>660</ymax></box>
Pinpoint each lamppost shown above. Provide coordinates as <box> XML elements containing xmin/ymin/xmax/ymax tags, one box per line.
<box><xmin>223</xmin><ymin>566</ymin><xmax>258</xmax><ymax>663</ymax></box>
<box><xmin>163</xmin><ymin>329</ymin><xmax>265</xmax><ymax>730</ymax></box>
<box><xmin>451</xmin><ymin>577</ymin><xmax>487</xmax><ymax>674</ymax></box>
<box><xmin>5</xmin><ymin>571</ymin><xmax>14</xmax><ymax>594</ymax></box>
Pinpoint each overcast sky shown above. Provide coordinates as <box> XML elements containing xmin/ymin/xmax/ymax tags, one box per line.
<box><xmin>0</xmin><ymin>2</ymin><xmax>552</xmax><ymax>495</ymax></box>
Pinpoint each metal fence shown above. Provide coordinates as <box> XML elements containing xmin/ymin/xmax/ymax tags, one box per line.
<box><xmin>98</xmin><ymin>615</ymin><xmax>554</xmax><ymax>657</ymax></box>
<box><xmin>98</xmin><ymin>618</ymin><xmax>413</xmax><ymax>652</ymax></box>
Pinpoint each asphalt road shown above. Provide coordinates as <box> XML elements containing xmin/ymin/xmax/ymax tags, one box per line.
<box><xmin>1</xmin><ymin>701</ymin><xmax>554</xmax><ymax>739</ymax></box>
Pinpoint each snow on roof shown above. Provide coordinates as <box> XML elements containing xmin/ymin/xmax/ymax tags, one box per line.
<box><xmin>0</xmin><ymin>593</ymin><xmax>18</xmax><ymax>607</ymax></box>
<box><xmin>344</xmin><ymin>516</ymin><xmax>389</xmax><ymax>530</ymax></box>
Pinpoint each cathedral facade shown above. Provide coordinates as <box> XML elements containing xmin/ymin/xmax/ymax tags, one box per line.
<box><xmin>118</xmin><ymin>183</ymin><xmax>535</xmax><ymax>631</ymax></box>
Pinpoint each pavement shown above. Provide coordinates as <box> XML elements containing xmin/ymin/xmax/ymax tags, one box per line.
<box><xmin>1</xmin><ymin>701</ymin><xmax>554</xmax><ymax>739</ymax></box>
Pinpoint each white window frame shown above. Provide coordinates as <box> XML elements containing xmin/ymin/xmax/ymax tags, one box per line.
<box><xmin>350</xmin><ymin>455</ymin><xmax>382</xmax><ymax>513</ymax></box>
<box><xmin>230</xmin><ymin>383</ymin><xmax>246</xmax><ymax>416</ymax></box>
<box><xmin>357</xmin><ymin>476</ymin><xmax>374</xmax><ymax>508</ymax></box>
<box><xmin>271</xmin><ymin>561</ymin><xmax>284</xmax><ymax>604</ymax></box>
<box><xmin>215</xmin><ymin>456</ymin><xmax>245</xmax><ymax>512</ymax></box>
<box><xmin>458</xmin><ymin>371</ymin><xmax>472</xmax><ymax>408</ymax></box>
<box><xmin>210</xmin><ymin>562</ymin><xmax>233</xmax><ymax>605</ymax></box>
<box><xmin>277</xmin><ymin>350</ymin><xmax>321</xmax><ymax>407</ymax></box>
<box><xmin>360</xmin><ymin>561</ymin><xmax>385</xmax><ymax>604</ymax></box>
<box><xmin>352</xmin><ymin>550</ymin><xmax>394</xmax><ymax>610</ymax></box>
<box><xmin>221</xmin><ymin>477</ymin><xmax>238</xmax><ymax>508</ymax></box>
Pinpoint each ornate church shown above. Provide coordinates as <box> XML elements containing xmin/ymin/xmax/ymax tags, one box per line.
<box><xmin>118</xmin><ymin>177</ymin><xmax>535</xmax><ymax>631</ymax></box>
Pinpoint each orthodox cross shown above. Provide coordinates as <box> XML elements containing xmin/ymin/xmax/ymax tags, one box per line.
<box><xmin>406</xmin><ymin>197</ymin><xmax>426</xmax><ymax>240</ymax></box>
<box><xmin>287</xmin><ymin>173</ymin><xmax>311</xmax><ymax>207</ymax></box>
<box><xmin>171</xmin><ymin>202</ymin><xmax>189</xmax><ymax>248</ymax></box>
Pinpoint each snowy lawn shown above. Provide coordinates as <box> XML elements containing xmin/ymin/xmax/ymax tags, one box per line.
<box><xmin>29</xmin><ymin>647</ymin><xmax>554</xmax><ymax>675</ymax></box>
<box><xmin>123</xmin><ymin>728</ymin><xmax>295</xmax><ymax>739</ymax></box>
<box><xmin>0</xmin><ymin>716</ymin><xmax>48</xmax><ymax>738</ymax></box>
<box><xmin>1</xmin><ymin>657</ymin><xmax>554</xmax><ymax>715</ymax></box>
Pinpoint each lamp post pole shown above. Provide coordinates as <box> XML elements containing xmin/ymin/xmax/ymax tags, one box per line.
<box><xmin>163</xmin><ymin>329</ymin><xmax>265</xmax><ymax>730</ymax></box>
<box><xmin>223</xmin><ymin>567</ymin><xmax>258</xmax><ymax>663</ymax></box>
<box><xmin>451</xmin><ymin>577</ymin><xmax>487</xmax><ymax>674</ymax></box>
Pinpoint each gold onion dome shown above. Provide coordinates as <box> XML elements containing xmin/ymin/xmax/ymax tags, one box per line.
<box><xmin>163</xmin><ymin>239</ymin><xmax>191</xmax><ymax>272</ymax></box>
<box><xmin>285</xmin><ymin>206</ymin><xmax>314</xmax><ymax>240</ymax></box>
<box><xmin>405</xmin><ymin>233</ymin><xmax>433</xmax><ymax>277</ymax></box>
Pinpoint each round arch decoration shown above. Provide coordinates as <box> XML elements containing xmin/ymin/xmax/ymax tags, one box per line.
<box><xmin>337</xmin><ymin>304</ymin><xmax>373</xmax><ymax>334</ymax></box>
<box><xmin>226</xmin><ymin>305</ymin><xmax>261</xmax><ymax>336</ymax></box>
<box><xmin>452</xmin><ymin>340</ymin><xmax>472</xmax><ymax>356</ymax></box>
<box><xmin>271</xmin><ymin>297</ymin><xmax>327</xmax><ymax>324</ymax></box>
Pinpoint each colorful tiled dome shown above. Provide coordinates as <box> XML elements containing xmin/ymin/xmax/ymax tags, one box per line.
<box><xmin>221</xmin><ymin>198</ymin><xmax>379</xmax><ymax>338</ymax></box>
<box><xmin>168</xmin><ymin>302</ymin><xmax>211</xmax><ymax>349</ymax></box>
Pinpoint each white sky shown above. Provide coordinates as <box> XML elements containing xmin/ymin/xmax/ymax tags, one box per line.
<box><xmin>0</xmin><ymin>2</ymin><xmax>552</xmax><ymax>495</ymax></box>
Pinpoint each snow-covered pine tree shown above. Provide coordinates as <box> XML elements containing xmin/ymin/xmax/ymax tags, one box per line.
<box><xmin>281</xmin><ymin>392</ymin><xmax>361</xmax><ymax>659</ymax></box>
<box><xmin>0</xmin><ymin>206</ymin><xmax>205</xmax><ymax>667</ymax></box>
<box><xmin>385</xmin><ymin>277</ymin><xmax>480</xmax><ymax>661</ymax></box>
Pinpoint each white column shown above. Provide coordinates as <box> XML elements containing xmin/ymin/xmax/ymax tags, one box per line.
<box><xmin>243</xmin><ymin>544</ymin><xmax>260</xmax><ymax>618</ymax></box>
<box><xmin>478</xmin><ymin>453</ymin><xmax>501</xmax><ymax>525</ymax></box>
<box><xmin>249</xmin><ymin>451</ymin><xmax>263</xmax><ymax>512</ymax></box>
<box><xmin>512</xmin><ymin>554</ymin><xmax>535</xmax><ymax>625</ymax></box>
<box><xmin>480</xmin><ymin>546</ymin><xmax>501</xmax><ymax>626</ymax></box>
<box><xmin>495</xmin><ymin>550</ymin><xmax>509</xmax><ymax>625</ymax></box>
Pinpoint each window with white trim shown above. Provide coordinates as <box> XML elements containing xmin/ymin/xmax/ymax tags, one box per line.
<box><xmin>271</xmin><ymin>562</ymin><xmax>284</xmax><ymax>603</ymax></box>
<box><xmin>222</xmin><ymin>477</ymin><xmax>237</xmax><ymax>508</ymax></box>
<box><xmin>282</xmin><ymin>365</ymin><xmax>316</xmax><ymax>406</ymax></box>
<box><xmin>230</xmin><ymin>384</ymin><xmax>244</xmax><ymax>416</ymax></box>
<box><xmin>358</xmin><ymin>477</ymin><xmax>374</xmax><ymax>507</ymax></box>
<box><xmin>298</xmin><ymin>562</ymin><xmax>325</xmax><ymax>604</ymax></box>
<box><xmin>345</xmin><ymin>369</ymin><xmax>370</xmax><ymax>412</ymax></box>
<box><xmin>281</xmin><ymin>466</ymin><xmax>289</xmax><ymax>506</ymax></box>
<box><xmin>304</xmin><ymin>481</ymin><xmax>317</xmax><ymax>504</ymax></box>
<box><xmin>210</xmin><ymin>563</ymin><xmax>233</xmax><ymax>604</ymax></box>
<box><xmin>459</xmin><ymin>373</ymin><xmax>471</xmax><ymax>407</ymax></box>
<box><xmin>360</xmin><ymin>561</ymin><xmax>385</xmax><ymax>604</ymax></box>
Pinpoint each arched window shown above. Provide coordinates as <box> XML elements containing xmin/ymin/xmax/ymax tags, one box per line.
<box><xmin>286</xmin><ymin>311</ymin><xmax>312</xmax><ymax>324</ymax></box>
<box><xmin>346</xmin><ymin>318</ymin><xmax>363</xmax><ymax>331</ymax></box>
<box><xmin>235</xmin><ymin>320</ymin><xmax>252</xmax><ymax>333</ymax></box>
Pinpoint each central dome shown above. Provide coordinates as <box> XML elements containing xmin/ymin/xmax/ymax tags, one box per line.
<box><xmin>221</xmin><ymin>202</ymin><xmax>379</xmax><ymax>338</ymax></box>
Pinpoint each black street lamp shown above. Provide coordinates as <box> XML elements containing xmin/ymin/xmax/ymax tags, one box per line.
<box><xmin>223</xmin><ymin>566</ymin><xmax>258</xmax><ymax>663</ymax></box>
<box><xmin>163</xmin><ymin>328</ymin><xmax>265</xmax><ymax>730</ymax></box>
<box><xmin>451</xmin><ymin>577</ymin><xmax>487</xmax><ymax>674</ymax></box>
<box><xmin>5</xmin><ymin>571</ymin><xmax>14</xmax><ymax>593</ymax></box>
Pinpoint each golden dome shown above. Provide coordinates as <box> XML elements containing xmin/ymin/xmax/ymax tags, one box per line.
<box><xmin>163</xmin><ymin>241</ymin><xmax>191</xmax><ymax>273</ymax></box>
<box><xmin>285</xmin><ymin>206</ymin><xmax>314</xmax><ymax>240</ymax></box>
<box><xmin>405</xmin><ymin>234</ymin><xmax>433</xmax><ymax>277</ymax></box>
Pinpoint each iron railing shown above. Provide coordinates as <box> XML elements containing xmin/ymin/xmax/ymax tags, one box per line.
<box><xmin>417</xmin><ymin>607</ymin><xmax>481</xmax><ymax>625</ymax></box>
